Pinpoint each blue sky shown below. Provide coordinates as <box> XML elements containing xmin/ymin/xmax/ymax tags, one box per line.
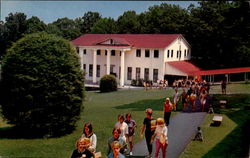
<box><xmin>1</xmin><ymin>1</ymin><xmax>198</xmax><ymax>24</ymax></box>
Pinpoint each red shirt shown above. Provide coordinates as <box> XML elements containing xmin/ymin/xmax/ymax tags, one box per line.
<box><xmin>164</xmin><ymin>102</ymin><xmax>172</xmax><ymax>112</ymax></box>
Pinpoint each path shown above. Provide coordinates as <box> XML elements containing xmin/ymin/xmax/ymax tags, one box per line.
<box><xmin>131</xmin><ymin>112</ymin><xmax>206</xmax><ymax>158</ymax></box>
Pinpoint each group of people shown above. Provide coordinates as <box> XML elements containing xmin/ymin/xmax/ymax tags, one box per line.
<box><xmin>70</xmin><ymin>106</ymin><xmax>171</xmax><ymax>158</ymax></box>
<box><xmin>171</xmin><ymin>80</ymin><xmax>212</xmax><ymax>113</ymax></box>
<box><xmin>70</xmin><ymin>113</ymin><xmax>137</xmax><ymax>158</ymax></box>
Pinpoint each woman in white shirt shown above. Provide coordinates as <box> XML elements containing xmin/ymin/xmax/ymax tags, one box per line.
<box><xmin>81</xmin><ymin>122</ymin><xmax>97</xmax><ymax>152</ymax></box>
<box><xmin>151</xmin><ymin>118</ymin><xmax>168</xmax><ymax>158</ymax></box>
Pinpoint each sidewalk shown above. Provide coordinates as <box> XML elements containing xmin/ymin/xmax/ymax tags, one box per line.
<box><xmin>132</xmin><ymin>112</ymin><xmax>206</xmax><ymax>158</ymax></box>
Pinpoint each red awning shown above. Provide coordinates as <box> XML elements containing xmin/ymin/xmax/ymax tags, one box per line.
<box><xmin>167</xmin><ymin>61</ymin><xmax>201</xmax><ymax>76</ymax></box>
<box><xmin>197</xmin><ymin>67</ymin><xmax>250</xmax><ymax>75</ymax></box>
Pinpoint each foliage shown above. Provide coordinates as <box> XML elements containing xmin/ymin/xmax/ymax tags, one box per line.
<box><xmin>0</xmin><ymin>32</ymin><xmax>85</xmax><ymax>137</ymax></box>
<box><xmin>117</xmin><ymin>11</ymin><xmax>142</xmax><ymax>33</ymax></box>
<box><xmin>91</xmin><ymin>17</ymin><xmax>118</xmax><ymax>33</ymax></box>
<box><xmin>99</xmin><ymin>74</ymin><xmax>117</xmax><ymax>92</ymax></box>
<box><xmin>1</xmin><ymin>2</ymin><xmax>250</xmax><ymax>69</ymax></box>
<box><xmin>25</xmin><ymin>16</ymin><xmax>47</xmax><ymax>34</ymax></box>
<box><xmin>51</xmin><ymin>17</ymin><xmax>81</xmax><ymax>40</ymax></box>
<box><xmin>77</xmin><ymin>11</ymin><xmax>102</xmax><ymax>33</ymax></box>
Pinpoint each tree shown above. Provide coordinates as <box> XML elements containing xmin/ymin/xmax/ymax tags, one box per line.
<box><xmin>142</xmin><ymin>3</ymin><xmax>189</xmax><ymax>34</ymax></box>
<box><xmin>186</xmin><ymin>1</ymin><xmax>250</xmax><ymax>69</ymax></box>
<box><xmin>91</xmin><ymin>17</ymin><xmax>118</xmax><ymax>33</ymax></box>
<box><xmin>79</xmin><ymin>11</ymin><xmax>102</xmax><ymax>33</ymax></box>
<box><xmin>51</xmin><ymin>17</ymin><xmax>81</xmax><ymax>40</ymax></box>
<box><xmin>0</xmin><ymin>12</ymin><xmax>28</xmax><ymax>57</ymax></box>
<box><xmin>0</xmin><ymin>32</ymin><xmax>85</xmax><ymax>137</ymax></box>
<box><xmin>117</xmin><ymin>11</ymin><xmax>141</xmax><ymax>33</ymax></box>
<box><xmin>25</xmin><ymin>16</ymin><xmax>47</xmax><ymax>34</ymax></box>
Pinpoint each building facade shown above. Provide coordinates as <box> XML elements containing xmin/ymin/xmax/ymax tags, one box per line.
<box><xmin>72</xmin><ymin>34</ymin><xmax>192</xmax><ymax>86</ymax></box>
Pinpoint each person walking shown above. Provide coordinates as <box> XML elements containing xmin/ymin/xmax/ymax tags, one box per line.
<box><xmin>163</xmin><ymin>98</ymin><xmax>172</xmax><ymax>126</ymax></box>
<box><xmin>172</xmin><ymin>88</ymin><xmax>179</xmax><ymax>111</ymax></box>
<box><xmin>151</xmin><ymin>118</ymin><xmax>168</xmax><ymax>158</ymax></box>
<box><xmin>124</xmin><ymin>113</ymin><xmax>137</xmax><ymax>155</ymax></box>
<box><xmin>81</xmin><ymin>122</ymin><xmax>97</xmax><ymax>152</ymax></box>
<box><xmin>140</xmin><ymin>108</ymin><xmax>156</xmax><ymax>158</ymax></box>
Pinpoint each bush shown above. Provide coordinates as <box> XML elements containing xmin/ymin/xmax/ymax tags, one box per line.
<box><xmin>100</xmin><ymin>74</ymin><xmax>117</xmax><ymax>92</ymax></box>
<box><xmin>0</xmin><ymin>32</ymin><xmax>85</xmax><ymax>137</ymax></box>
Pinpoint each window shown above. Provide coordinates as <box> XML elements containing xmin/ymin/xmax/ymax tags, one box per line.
<box><xmin>97</xmin><ymin>49</ymin><xmax>101</xmax><ymax>55</ymax></box>
<box><xmin>171</xmin><ymin>50</ymin><xmax>173</xmax><ymax>58</ymax></box>
<box><xmin>83</xmin><ymin>49</ymin><xmax>87</xmax><ymax>54</ymax></box>
<box><xmin>136</xmin><ymin>67</ymin><xmax>140</xmax><ymax>80</ymax></box>
<box><xmin>144</xmin><ymin>68</ymin><xmax>149</xmax><ymax>81</ymax></box>
<box><xmin>83</xmin><ymin>64</ymin><xmax>86</xmax><ymax>72</ymax></box>
<box><xmin>177</xmin><ymin>51</ymin><xmax>179</xmax><ymax>58</ymax></box>
<box><xmin>167</xmin><ymin>50</ymin><xmax>170</xmax><ymax>58</ymax></box>
<box><xmin>111</xmin><ymin>50</ymin><xmax>116</xmax><ymax>56</ymax></box>
<box><xmin>153</xmin><ymin>69</ymin><xmax>158</xmax><ymax>82</ymax></box>
<box><xmin>145</xmin><ymin>49</ymin><xmax>150</xmax><ymax>58</ymax></box>
<box><xmin>179</xmin><ymin>50</ymin><xmax>182</xmax><ymax>58</ymax></box>
<box><xmin>184</xmin><ymin>49</ymin><xmax>187</xmax><ymax>57</ymax></box>
<box><xmin>89</xmin><ymin>64</ymin><xmax>93</xmax><ymax>77</ymax></box>
<box><xmin>136</xmin><ymin>49</ymin><xmax>141</xmax><ymax>57</ymax></box>
<box><xmin>105</xmin><ymin>50</ymin><xmax>107</xmax><ymax>56</ymax></box>
<box><xmin>76</xmin><ymin>47</ymin><xmax>79</xmax><ymax>54</ymax></box>
<box><xmin>97</xmin><ymin>65</ymin><xmax>100</xmax><ymax>77</ymax></box>
<box><xmin>154</xmin><ymin>50</ymin><xmax>159</xmax><ymax>58</ymax></box>
<box><xmin>127</xmin><ymin>67</ymin><xmax>132</xmax><ymax>80</ymax></box>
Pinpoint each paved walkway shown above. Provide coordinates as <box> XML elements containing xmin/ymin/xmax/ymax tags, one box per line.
<box><xmin>131</xmin><ymin>112</ymin><xmax>206</xmax><ymax>158</ymax></box>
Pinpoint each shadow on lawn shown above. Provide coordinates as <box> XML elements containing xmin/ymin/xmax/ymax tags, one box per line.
<box><xmin>202</xmin><ymin>94</ymin><xmax>250</xmax><ymax>158</ymax></box>
<box><xmin>114</xmin><ymin>98</ymin><xmax>166</xmax><ymax>111</ymax></box>
<box><xmin>0</xmin><ymin>125</ymin><xmax>74</xmax><ymax>139</ymax></box>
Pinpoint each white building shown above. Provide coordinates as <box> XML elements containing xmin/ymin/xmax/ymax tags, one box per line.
<box><xmin>72</xmin><ymin>34</ymin><xmax>198</xmax><ymax>86</ymax></box>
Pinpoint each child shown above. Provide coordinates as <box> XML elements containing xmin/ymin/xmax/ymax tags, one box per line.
<box><xmin>108</xmin><ymin>141</ymin><xmax>125</xmax><ymax>158</ymax></box>
<box><xmin>193</xmin><ymin>127</ymin><xmax>203</xmax><ymax>141</ymax></box>
<box><xmin>124</xmin><ymin>113</ymin><xmax>137</xmax><ymax>155</ymax></box>
<box><xmin>150</xmin><ymin>118</ymin><xmax>168</xmax><ymax>158</ymax></box>
<box><xmin>71</xmin><ymin>138</ymin><xmax>94</xmax><ymax>158</ymax></box>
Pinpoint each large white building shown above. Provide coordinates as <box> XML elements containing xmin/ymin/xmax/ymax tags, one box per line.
<box><xmin>72</xmin><ymin>34</ymin><xmax>199</xmax><ymax>86</ymax></box>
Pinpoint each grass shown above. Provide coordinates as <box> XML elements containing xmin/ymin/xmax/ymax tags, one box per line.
<box><xmin>180</xmin><ymin>84</ymin><xmax>250</xmax><ymax>158</ymax></box>
<box><xmin>0</xmin><ymin>88</ymin><xmax>173</xmax><ymax>157</ymax></box>
<box><xmin>0</xmin><ymin>83</ymin><xmax>249</xmax><ymax>157</ymax></box>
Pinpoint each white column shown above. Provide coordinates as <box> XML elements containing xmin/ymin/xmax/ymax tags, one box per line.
<box><xmin>106</xmin><ymin>49</ymin><xmax>110</xmax><ymax>75</ymax></box>
<box><xmin>120</xmin><ymin>50</ymin><xmax>125</xmax><ymax>86</ymax></box>
<box><xmin>93</xmin><ymin>49</ymin><xmax>97</xmax><ymax>83</ymax></box>
<box><xmin>79</xmin><ymin>48</ymin><xmax>83</xmax><ymax>70</ymax></box>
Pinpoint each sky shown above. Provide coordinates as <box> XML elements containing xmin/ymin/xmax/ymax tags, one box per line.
<box><xmin>1</xmin><ymin>1</ymin><xmax>198</xmax><ymax>24</ymax></box>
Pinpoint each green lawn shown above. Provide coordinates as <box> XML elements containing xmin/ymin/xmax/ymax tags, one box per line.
<box><xmin>0</xmin><ymin>88</ymin><xmax>173</xmax><ymax>157</ymax></box>
<box><xmin>180</xmin><ymin>83</ymin><xmax>250</xmax><ymax>158</ymax></box>
<box><xmin>0</xmin><ymin>83</ymin><xmax>249</xmax><ymax>158</ymax></box>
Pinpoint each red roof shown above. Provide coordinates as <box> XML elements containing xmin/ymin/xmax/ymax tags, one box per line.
<box><xmin>72</xmin><ymin>34</ymin><xmax>182</xmax><ymax>48</ymax></box>
<box><xmin>167</xmin><ymin>61</ymin><xmax>201</xmax><ymax>75</ymax></box>
<box><xmin>197</xmin><ymin>67</ymin><xmax>250</xmax><ymax>75</ymax></box>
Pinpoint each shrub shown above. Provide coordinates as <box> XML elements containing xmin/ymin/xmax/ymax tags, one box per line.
<box><xmin>100</xmin><ymin>74</ymin><xmax>117</xmax><ymax>92</ymax></box>
<box><xmin>0</xmin><ymin>32</ymin><xmax>85</xmax><ymax>137</ymax></box>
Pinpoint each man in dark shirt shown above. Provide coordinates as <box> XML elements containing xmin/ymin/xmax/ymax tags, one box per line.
<box><xmin>140</xmin><ymin>108</ymin><xmax>156</xmax><ymax>158</ymax></box>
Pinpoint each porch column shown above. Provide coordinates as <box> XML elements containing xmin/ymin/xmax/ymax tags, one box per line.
<box><xmin>93</xmin><ymin>49</ymin><xmax>97</xmax><ymax>83</ymax></box>
<box><xmin>120</xmin><ymin>50</ymin><xmax>125</xmax><ymax>86</ymax></box>
<box><xmin>79</xmin><ymin>48</ymin><xmax>83</xmax><ymax>70</ymax></box>
<box><xmin>106</xmin><ymin>49</ymin><xmax>110</xmax><ymax>75</ymax></box>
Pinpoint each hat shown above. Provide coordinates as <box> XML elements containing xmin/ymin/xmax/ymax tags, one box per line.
<box><xmin>145</xmin><ymin>108</ymin><xmax>153</xmax><ymax>114</ymax></box>
<box><xmin>166</xmin><ymin>98</ymin><xmax>170</xmax><ymax>101</ymax></box>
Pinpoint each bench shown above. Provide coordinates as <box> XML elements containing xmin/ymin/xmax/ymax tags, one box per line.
<box><xmin>212</xmin><ymin>115</ymin><xmax>223</xmax><ymax>126</ymax></box>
